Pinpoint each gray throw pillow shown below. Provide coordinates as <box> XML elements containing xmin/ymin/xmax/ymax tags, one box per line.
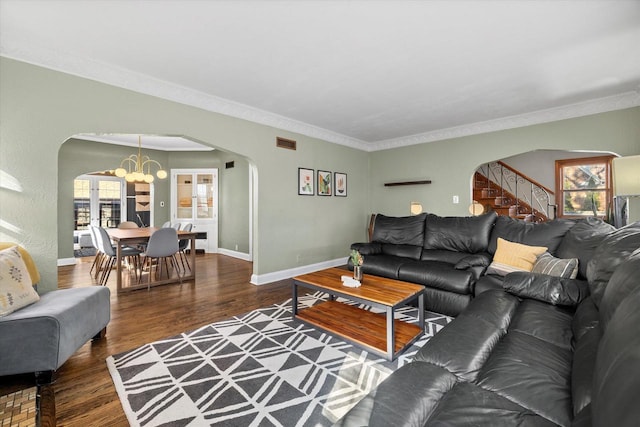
<box><xmin>532</xmin><ymin>252</ymin><xmax>579</xmax><ymax>279</ymax></box>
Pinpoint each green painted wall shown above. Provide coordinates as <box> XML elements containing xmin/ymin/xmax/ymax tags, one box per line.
<box><xmin>2</xmin><ymin>56</ymin><xmax>639</xmax><ymax>292</ymax></box>
<box><xmin>1</xmin><ymin>57</ymin><xmax>368</xmax><ymax>291</ymax></box>
<box><xmin>217</xmin><ymin>153</ymin><xmax>251</xmax><ymax>254</ymax></box>
<box><xmin>370</xmin><ymin>108</ymin><xmax>640</xmax><ymax>217</ymax></box>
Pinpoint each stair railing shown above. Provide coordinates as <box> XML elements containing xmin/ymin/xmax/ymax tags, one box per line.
<box><xmin>482</xmin><ymin>161</ymin><xmax>556</xmax><ymax>221</ymax></box>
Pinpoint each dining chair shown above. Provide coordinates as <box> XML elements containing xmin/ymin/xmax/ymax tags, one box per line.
<box><xmin>118</xmin><ymin>221</ymin><xmax>139</xmax><ymax>229</ymax></box>
<box><xmin>177</xmin><ymin>223</ymin><xmax>193</xmax><ymax>273</ymax></box>
<box><xmin>161</xmin><ymin>221</ymin><xmax>172</xmax><ymax>228</ymax></box>
<box><xmin>88</xmin><ymin>225</ymin><xmax>105</xmax><ymax>279</ymax></box>
<box><xmin>139</xmin><ymin>227</ymin><xmax>181</xmax><ymax>290</ymax></box>
<box><xmin>172</xmin><ymin>222</ymin><xmax>182</xmax><ymax>230</ymax></box>
<box><xmin>95</xmin><ymin>226</ymin><xmax>142</xmax><ymax>286</ymax></box>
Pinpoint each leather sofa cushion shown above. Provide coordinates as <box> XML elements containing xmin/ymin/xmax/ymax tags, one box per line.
<box><xmin>474</xmin><ymin>274</ymin><xmax>504</xmax><ymax>296</ymax></box>
<box><xmin>572</xmin><ymin>326</ymin><xmax>601</xmax><ymax>416</ymax></box>
<box><xmin>332</xmin><ymin>361</ymin><xmax>458</xmax><ymax>427</ymax></box>
<box><xmin>381</xmin><ymin>243</ymin><xmax>422</xmax><ymax>260</ymax></box>
<box><xmin>360</xmin><ymin>254</ymin><xmax>404</xmax><ymax>279</ymax></box>
<box><xmin>420</xmin><ymin>250</ymin><xmax>491</xmax><ymax>269</ymax></box>
<box><xmin>420</xmin><ymin>249</ymin><xmax>471</xmax><ymax>264</ymax></box>
<box><xmin>414</xmin><ymin>290</ymin><xmax>519</xmax><ymax>381</ymax></box>
<box><xmin>591</xmin><ymin>285</ymin><xmax>640</xmax><ymax>427</ymax></box>
<box><xmin>424</xmin><ymin>382</ymin><xmax>557</xmax><ymax>427</ymax></box>
<box><xmin>488</xmin><ymin>216</ymin><xmax>576</xmax><ymax>255</ymax></box>
<box><xmin>423</xmin><ymin>211</ymin><xmax>497</xmax><ymax>253</ymax></box>
<box><xmin>398</xmin><ymin>261</ymin><xmax>474</xmax><ymax>294</ymax></box>
<box><xmin>586</xmin><ymin>222</ymin><xmax>640</xmax><ymax>307</ymax></box>
<box><xmin>506</xmin><ymin>299</ymin><xmax>574</xmax><ymax>350</ymax></box>
<box><xmin>556</xmin><ymin>217</ymin><xmax>614</xmax><ymax>280</ymax></box>
<box><xmin>421</xmin><ymin>287</ymin><xmax>472</xmax><ymax>317</ymax></box>
<box><xmin>476</xmin><ymin>330</ymin><xmax>573</xmax><ymax>427</ymax></box>
<box><xmin>571</xmin><ymin>296</ymin><xmax>600</xmax><ymax>342</ymax></box>
<box><xmin>502</xmin><ymin>272</ymin><xmax>589</xmax><ymax>307</ymax></box>
<box><xmin>372</xmin><ymin>213</ymin><xmax>426</xmax><ymax>246</ymax></box>
<box><xmin>598</xmin><ymin>248</ymin><xmax>640</xmax><ymax>329</ymax></box>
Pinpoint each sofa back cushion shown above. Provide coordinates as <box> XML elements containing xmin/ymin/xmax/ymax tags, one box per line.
<box><xmin>598</xmin><ymin>248</ymin><xmax>640</xmax><ymax>329</ymax></box>
<box><xmin>591</xmin><ymin>283</ymin><xmax>640</xmax><ymax>427</ymax></box>
<box><xmin>423</xmin><ymin>211</ymin><xmax>496</xmax><ymax>253</ymax></box>
<box><xmin>488</xmin><ymin>216</ymin><xmax>576</xmax><ymax>255</ymax></box>
<box><xmin>586</xmin><ymin>222</ymin><xmax>640</xmax><ymax>307</ymax></box>
<box><xmin>372</xmin><ymin>213</ymin><xmax>426</xmax><ymax>246</ymax></box>
<box><xmin>556</xmin><ymin>217</ymin><xmax>615</xmax><ymax>280</ymax></box>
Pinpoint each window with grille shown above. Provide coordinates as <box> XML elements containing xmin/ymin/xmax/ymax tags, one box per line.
<box><xmin>555</xmin><ymin>155</ymin><xmax>614</xmax><ymax>219</ymax></box>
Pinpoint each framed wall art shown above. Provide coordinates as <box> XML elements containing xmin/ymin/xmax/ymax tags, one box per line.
<box><xmin>334</xmin><ymin>172</ymin><xmax>347</xmax><ymax>197</ymax></box>
<box><xmin>317</xmin><ymin>170</ymin><xmax>332</xmax><ymax>196</ymax></box>
<box><xmin>298</xmin><ymin>168</ymin><xmax>314</xmax><ymax>195</ymax></box>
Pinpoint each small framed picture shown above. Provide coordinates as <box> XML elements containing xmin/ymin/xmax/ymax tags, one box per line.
<box><xmin>298</xmin><ymin>168</ymin><xmax>314</xmax><ymax>195</ymax></box>
<box><xmin>334</xmin><ymin>172</ymin><xmax>347</xmax><ymax>197</ymax></box>
<box><xmin>317</xmin><ymin>170</ymin><xmax>332</xmax><ymax>196</ymax></box>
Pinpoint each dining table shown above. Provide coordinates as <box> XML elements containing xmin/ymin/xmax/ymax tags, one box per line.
<box><xmin>107</xmin><ymin>227</ymin><xmax>197</xmax><ymax>293</ymax></box>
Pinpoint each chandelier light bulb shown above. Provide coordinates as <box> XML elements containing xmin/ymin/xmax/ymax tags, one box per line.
<box><xmin>113</xmin><ymin>136</ymin><xmax>167</xmax><ymax>182</ymax></box>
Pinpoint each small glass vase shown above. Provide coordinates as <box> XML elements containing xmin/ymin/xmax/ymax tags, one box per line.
<box><xmin>353</xmin><ymin>265</ymin><xmax>363</xmax><ymax>281</ymax></box>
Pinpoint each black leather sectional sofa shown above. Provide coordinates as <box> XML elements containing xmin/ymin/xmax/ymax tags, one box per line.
<box><xmin>351</xmin><ymin>212</ymin><xmax>594</xmax><ymax>316</ymax></box>
<box><xmin>337</xmin><ymin>214</ymin><xmax>640</xmax><ymax>427</ymax></box>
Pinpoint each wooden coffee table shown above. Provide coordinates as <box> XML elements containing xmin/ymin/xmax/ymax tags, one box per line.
<box><xmin>292</xmin><ymin>267</ymin><xmax>424</xmax><ymax>361</ymax></box>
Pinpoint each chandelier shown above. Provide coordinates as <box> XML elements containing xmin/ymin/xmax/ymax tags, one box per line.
<box><xmin>114</xmin><ymin>136</ymin><xmax>167</xmax><ymax>183</ymax></box>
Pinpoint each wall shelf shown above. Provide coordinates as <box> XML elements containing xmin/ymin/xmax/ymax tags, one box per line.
<box><xmin>384</xmin><ymin>180</ymin><xmax>432</xmax><ymax>187</ymax></box>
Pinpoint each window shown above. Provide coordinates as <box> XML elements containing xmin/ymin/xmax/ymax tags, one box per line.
<box><xmin>73</xmin><ymin>176</ymin><xmax>124</xmax><ymax>231</ymax></box>
<box><xmin>555</xmin><ymin>156</ymin><xmax>614</xmax><ymax>218</ymax></box>
<box><xmin>74</xmin><ymin>179</ymin><xmax>91</xmax><ymax>230</ymax></box>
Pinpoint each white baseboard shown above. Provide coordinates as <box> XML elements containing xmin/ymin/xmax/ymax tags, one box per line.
<box><xmin>250</xmin><ymin>257</ymin><xmax>346</xmax><ymax>286</ymax></box>
<box><xmin>218</xmin><ymin>248</ymin><xmax>251</xmax><ymax>261</ymax></box>
<box><xmin>58</xmin><ymin>257</ymin><xmax>77</xmax><ymax>266</ymax></box>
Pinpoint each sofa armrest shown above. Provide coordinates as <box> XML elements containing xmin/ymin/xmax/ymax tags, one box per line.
<box><xmin>350</xmin><ymin>242</ymin><xmax>382</xmax><ymax>255</ymax></box>
<box><xmin>502</xmin><ymin>271</ymin><xmax>589</xmax><ymax>307</ymax></box>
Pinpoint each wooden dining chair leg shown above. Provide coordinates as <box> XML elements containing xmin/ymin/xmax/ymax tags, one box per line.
<box><xmin>172</xmin><ymin>254</ymin><xmax>182</xmax><ymax>283</ymax></box>
<box><xmin>100</xmin><ymin>257</ymin><xmax>115</xmax><ymax>286</ymax></box>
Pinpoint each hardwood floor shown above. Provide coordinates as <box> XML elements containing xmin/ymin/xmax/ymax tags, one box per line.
<box><xmin>1</xmin><ymin>254</ymin><xmax>296</xmax><ymax>426</ymax></box>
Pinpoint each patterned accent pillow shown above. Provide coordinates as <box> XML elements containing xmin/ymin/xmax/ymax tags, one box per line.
<box><xmin>486</xmin><ymin>238</ymin><xmax>548</xmax><ymax>276</ymax></box>
<box><xmin>532</xmin><ymin>252</ymin><xmax>579</xmax><ymax>279</ymax></box>
<box><xmin>0</xmin><ymin>246</ymin><xmax>40</xmax><ymax>317</ymax></box>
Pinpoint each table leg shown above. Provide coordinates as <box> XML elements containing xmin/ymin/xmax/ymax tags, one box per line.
<box><xmin>387</xmin><ymin>306</ymin><xmax>394</xmax><ymax>360</ymax></box>
<box><xmin>189</xmin><ymin>235</ymin><xmax>196</xmax><ymax>280</ymax></box>
<box><xmin>418</xmin><ymin>292</ymin><xmax>425</xmax><ymax>332</ymax></box>
<box><xmin>116</xmin><ymin>242</ymin><xmax>122</xmax><ymax>292</ymax></box>
<box><xmin>292</xmin><ymin>282</ymin><xmax>298</xmax><ymax>317</ymax></box>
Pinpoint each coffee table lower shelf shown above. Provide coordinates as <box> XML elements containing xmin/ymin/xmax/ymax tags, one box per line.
<box><xmin>295</xmin><ymin>300</ymin><xmax>423</xmax><ymax>359</ymax></box>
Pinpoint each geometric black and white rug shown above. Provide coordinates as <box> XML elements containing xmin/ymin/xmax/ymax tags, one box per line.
<box><xmin>107</xmin><ymin>292</ymin><xmax>452</xmax><ymax>426</ymax></box>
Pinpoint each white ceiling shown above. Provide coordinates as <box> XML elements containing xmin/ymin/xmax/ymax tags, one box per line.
<box><xmin>2</xmin><ymin>0</ymin><xmax>640</xmax><ymax>152</ymax></box>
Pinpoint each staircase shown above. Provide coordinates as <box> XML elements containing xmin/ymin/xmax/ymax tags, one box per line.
<box><xmin>473</xmin><ymin>161</ymin><xmax>556</xmax><ymax>223</ymax></box>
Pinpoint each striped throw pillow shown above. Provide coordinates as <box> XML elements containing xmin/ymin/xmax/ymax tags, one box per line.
<box><xmin>486</xmin><ymin>238</ymin><xmax>548</xmax><ymax>276</ymax></box>
<box><xmin>532</xmin><ymin>252</ymin><xmax>579</xmax><ymax>279</ymax></box>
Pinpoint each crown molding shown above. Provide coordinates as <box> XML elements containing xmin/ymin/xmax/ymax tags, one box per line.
<box><xmin>0</xmin><ymin>40</ymin><xmax>370</xmax><ymax>151</ymax></box>
<box><xmin>2</xmin><ymin>39</ymin><xmax>638</xmax><ymax>154</ymax></box>
<box><xmin>370</xmin><ymin>91</ymin><xmax>640</xmax><ymax>151</ymax></box>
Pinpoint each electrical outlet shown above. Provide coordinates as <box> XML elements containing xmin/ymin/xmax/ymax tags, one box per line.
<box><xmin>453</xmin><ymin>195</ymin><xmax>459</xmax><ymax>204</ymax></box>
